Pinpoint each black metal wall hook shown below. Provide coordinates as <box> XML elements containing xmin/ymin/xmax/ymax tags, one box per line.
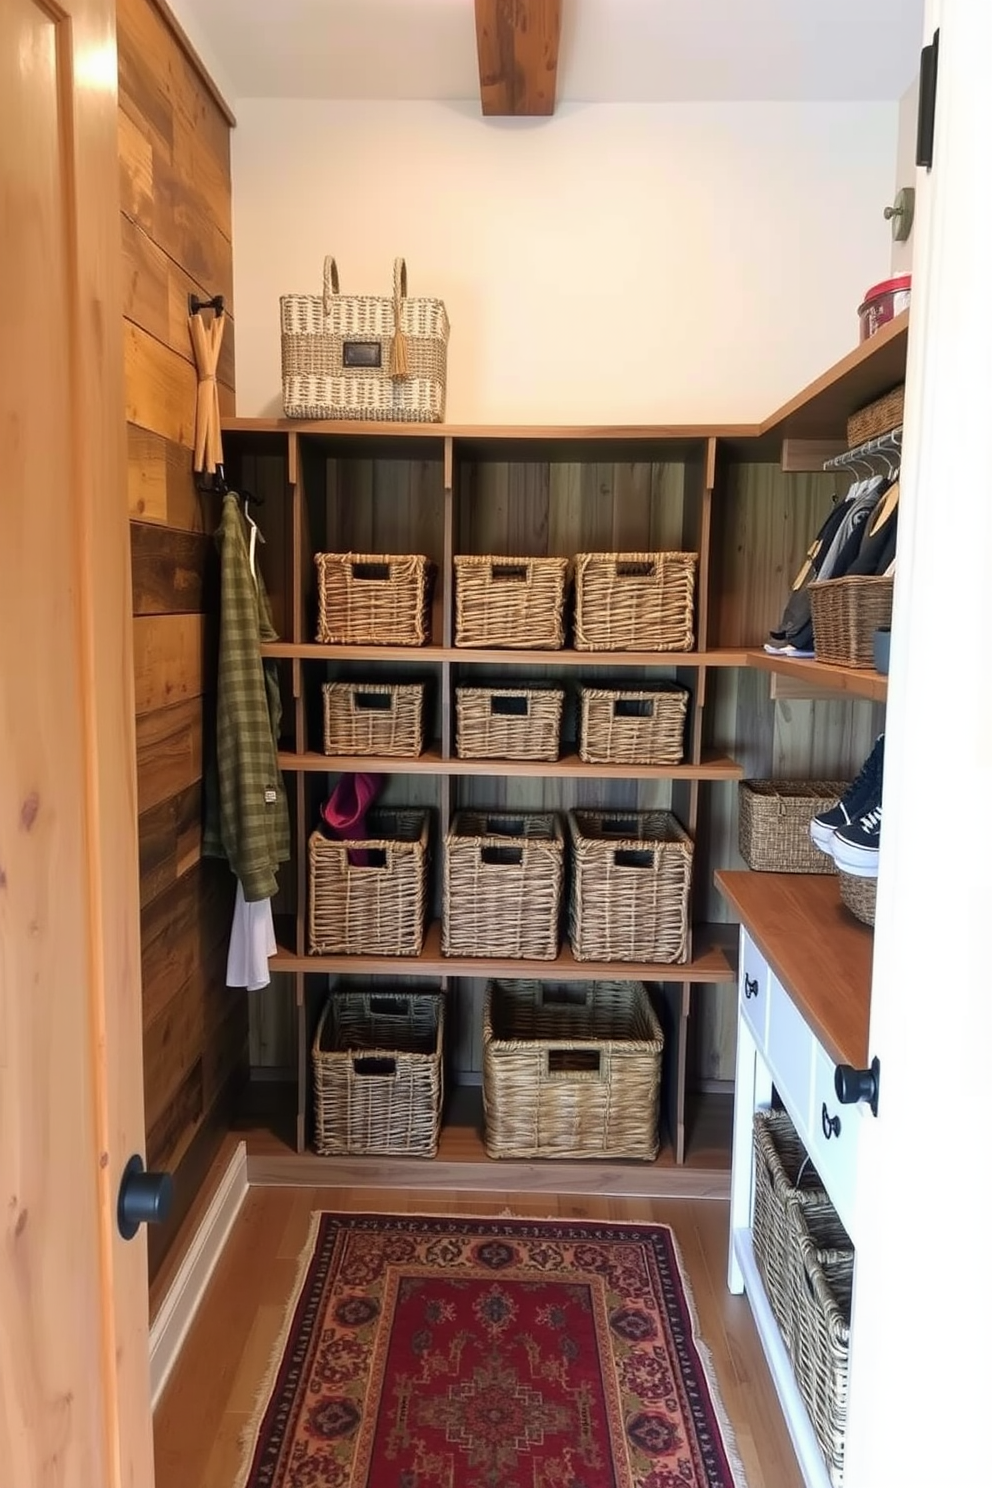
<box><xmin>189</xmin><ymin>292</ymin><xmax>225</xmax><ymax>317</ymax></box>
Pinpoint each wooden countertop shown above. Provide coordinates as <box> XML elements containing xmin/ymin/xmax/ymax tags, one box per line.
<box><xmin>714</xmin><ymin>871</ymin><xmax>872</xmax><ymax>1069</ymax></box>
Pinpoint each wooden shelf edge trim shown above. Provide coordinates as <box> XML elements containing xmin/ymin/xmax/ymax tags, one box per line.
<box><xmin>747</xmin><ymin>650</ymin><xmax>888</xmax><ymax>702</ymax></box>
<box><xmin>261</xmin><ymin>643</ymin><xmax>746</xmax><ymax>666</ymax></box>
<box><xmin>222</xmin><ymin>417</ymin><xmax>760</xmax><ymax>440</ymax></box>
<box><xmin>268</xmin><ymin>924</ymin><xmax>738</xmax><ymax>983</ymax></box>
<box><xmin>246</xmin><ymin>1151</ymin><xmax>731</xmax><ymax>1200</ymax></box>
<box><xmin>276</xmin><ymin>748</ymin><xmax>744</xmax><ymax>781</ymax></box>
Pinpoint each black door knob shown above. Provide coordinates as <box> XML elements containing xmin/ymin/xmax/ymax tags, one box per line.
<box><xmin>117</xmin><ymin>1154</ymin><xmax>173</xmax><ymax>1241</ymax></box>
<box><xmin>834</xmin><ymin>1055</ymin><xmax>881</xmax><ymax>1117</ymax></box>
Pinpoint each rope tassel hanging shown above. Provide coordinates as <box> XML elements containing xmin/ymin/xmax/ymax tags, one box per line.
<box><xmin>189</xmin><ymin>307</ymin><xmax>226</xmax><ymax>474</ymax></box>
<box><xmin>390</xmin><ymin>256</ymin><xmax>409</xmax><ymax>380</ymax></box>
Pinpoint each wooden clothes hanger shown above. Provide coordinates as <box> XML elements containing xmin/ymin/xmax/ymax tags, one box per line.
<box><xmin>868</xmin><ymin>479</ymin><xmax>900</xmax><ymax>537</ymax></box>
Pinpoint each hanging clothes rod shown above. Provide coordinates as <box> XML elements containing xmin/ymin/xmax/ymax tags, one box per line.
<box><xmin>823</xmin><ymin>426</ymin><xmax>902</xmax><ymax>471</ymax></box>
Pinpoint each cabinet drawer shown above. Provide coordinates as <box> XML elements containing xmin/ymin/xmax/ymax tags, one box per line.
<box><xmin>740</xmin><ymin>933</ymin><xmax>769</xmax><ymax>1044</ymax></box>
<box><xmin>766</xmin><ymin>974</ymin><xmax>814</xmax><ymax>1131</ymax></box>
<box><xmin>807</xmin><ymin>1042</ymin><xmax>861</xmax><ymax>1240</ymax></box>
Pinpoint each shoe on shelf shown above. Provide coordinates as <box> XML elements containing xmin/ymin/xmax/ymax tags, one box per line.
<box><xmin>832</xmin><ymin>804</ymin><xmax>882</xmax><ymax>877</ymax></box>
<box><xmin>809</xmin><ymin>734</ymin><xmax>885</xmax><ymax>854</ymax></box>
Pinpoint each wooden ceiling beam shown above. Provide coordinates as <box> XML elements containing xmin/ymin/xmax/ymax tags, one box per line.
<box><xmin>474</xmin><ymin>0</ymin><xmax>562</xmax><ymax>117</ymax></box>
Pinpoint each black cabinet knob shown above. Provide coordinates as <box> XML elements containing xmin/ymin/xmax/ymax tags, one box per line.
<box><xmin>744</xmin><ymin>974</ymin><xmax>759</xmax><ymax>1000</ymax></box>
<box><xmin>821</xmin><ymin>1102</ymin><xmax>841</xmax><ymax>1140</ymax></box>
<box><xmin>834</xmin><ymin>1055</ymin><xmax>881</xmax><ymax>1117</ymax></box>
<box><xmin>117</xmin><ymin>1154</ymin><xmax>173</xmax><ymax>1241</ymax></box>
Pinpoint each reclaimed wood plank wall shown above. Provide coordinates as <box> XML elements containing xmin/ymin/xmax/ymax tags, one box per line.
<box><xmin>118</xmin><ymin>0</ymin><xmax>243</xmax><ymax>1280</ymax></box>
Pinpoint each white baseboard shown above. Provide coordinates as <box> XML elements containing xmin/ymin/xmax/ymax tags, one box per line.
<box><xmin>149</xmin><ymin>1140</ymin><xmax>249</xmax><ymax>1409</ymax></box>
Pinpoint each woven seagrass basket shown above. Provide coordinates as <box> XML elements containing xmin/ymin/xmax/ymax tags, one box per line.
<box><xmin>809</xmin><ymin>575</ymin><xmax>894</xmax><ymax>668</ymax></box>
<box><xmin>846</xmin><ymin>384</ymin><xmax>904</xmax><ymax>447</ymax></box>
<box><xmin>788</xmin><ymin>1202</ymin><xmax>854</xmax><ymax>1488</ymax></box>
<box><xmin>574</xmin><ymin>551</ymin><xmax>697</xmax><ymax>651</ymax></box>
<box><xmin>568</xmin><ymin>809</ymin><xmax>693</xmax><ymax>964</ymax></box>
<box><xmin>281</xmin><ymin>257</ymin><xmax>449</xmax><ymax>423</ymax></box>
<box><xmin>315</xmin><ymin>552</ymin><xmax>435</xmax><ymax>647</ymax></box>
<box><xmin>322</xmin><ymin>681</ymin><xmax>425</xmax><ymax>758</ymax></box>
<box><xmin>455</xmin><ymin>686</ymin><xmax>564</xmax><ymax>762</ymax></box>
<box><xmin>482</xmin><ymin>979</ymin><xmax>663</xmax><ymax>1160</ymax></box>
<box><xmin>579</xmin><ymin>684</ymin><xmax>689</xmax><ymax>765</ymax></box>
<box><xmin>443</xmin><ymin>811</ymin><xmax>564</xmax><ymax>960</ymax></box>
<box><xmin>738</xmin><ymin>780</ymin><xmax>849</xmax><ymax>874</ymax></box>
<box><xmin>312</xmin><ymin>990</ymin><xmax>444</xmax><ymax>1157</ymax></box>
<box><xmin>752</xmin><ymin>1109</ymin><xmax>848</xmax><ymax>1356</ymax></box>
<box><xmin>454</xmin><ymin>555</ymin><xmax>569</xmax><ymax>649</ymax></box>
<box><xmin>308</xmin><ymin>809</ymin><xmax>429</xmax><ymax>956</ymax></box>
<box><xmin>839</xmin><ymin>871</ymin><xmax>876</xmax><ymax>927</ymax></box>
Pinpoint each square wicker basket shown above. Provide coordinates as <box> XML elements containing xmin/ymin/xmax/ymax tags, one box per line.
<box><xmin>738</xmin><ymin>780</ymin><xmax>849</xmax><ymax>875</ymax></box>
<box><xmin>455</xmin><ymin>686</ymin><xmax>564</xmax><ymax>762</ymax></box>
<box><xmin>808</xmin><ymin>575</ymin><xmax>894</xmax><ymax>668</ymax></box>
<box><xmin>443</xmin><ymin>811</ymin><xmax>564</xmax><ymax>960</ymax></box>
<box><xmin>574</xmin><ymin>551</ymin><xmax>697</xmax><ymax>651</ymax></box>
<box><xmin>312</xmin><ymin>990</ymin><xmax>444</xmax><ymax>1157</ymax></box>
<box><xmin>308</xmin><ymin>809</ymin><xmax>429</xmax><ymax>956</ymax></box>
<box><xmin>482</xmin><ymin>979</ymin><xmax>663</xmax><ymax>1160</ymax></box>
<box><xmin>751</xmin><ymin>1109</ymin><xmax>850</xmax><ymax>1356</ymax></box>
<box><xmin>839</xmin><ymin>871</ymin><xmax>876</xmax><ymax>926</ymax></box>
<box><xmin>322</xmin><ymin>681</ymin><xmax>426</xmax><ymax>758</ymax></box>
<box><xmin>315</xmin><ymin>552</ymin><xmax>435</xmax><ymax>646</ymax></box>
<box><xmin>579</xmin><ymin>684</ymin><xmax>689</xmax><ymax>765</ymax></box>
<box><xmin>454</xmin><ymin>555</ymin><xmax>569</xmax><ymax>649</ymax></box>
<box><xmin>568</xmin><ymin>809</ymin><xmax>693</xmax><ymax>964</ymax></box>
<box><xmin>846</xmin><ymin>384</ymin><xmax>904</xmax><ymax>447</ymax></box>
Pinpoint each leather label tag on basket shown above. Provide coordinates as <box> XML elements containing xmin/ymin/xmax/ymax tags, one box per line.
<box><xmin>343</xmin><ymin>340</ymin><xmax>383</xmax><ymax>368</ymax></box>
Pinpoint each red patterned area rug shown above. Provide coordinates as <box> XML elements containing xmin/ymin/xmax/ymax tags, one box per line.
<box><xmin>238</xmin><ymin>1213</ymin><xmax>748</xmax><ymax>1488</ymax></box>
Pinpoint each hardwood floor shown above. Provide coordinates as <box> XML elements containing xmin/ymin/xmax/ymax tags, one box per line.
<box><xmin>153</xmin><ymin>1182</ymin><xmax>803</xmax><ymax>1488</ymax></box>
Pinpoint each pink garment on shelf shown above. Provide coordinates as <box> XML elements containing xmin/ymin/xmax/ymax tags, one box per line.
<box><xmin>321</xmin><ymin>772</ymin><xmax>384</xmax><ymax>865</ymax></box>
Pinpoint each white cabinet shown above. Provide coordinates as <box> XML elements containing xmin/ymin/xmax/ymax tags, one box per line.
<box><xmin>727</xmin><ymin>923</ymin><xmax>867</xmax><ymax>1488</ymax></box>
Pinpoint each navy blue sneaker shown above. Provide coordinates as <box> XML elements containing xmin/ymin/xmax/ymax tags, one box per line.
<box><xmin>810</xmin><ymin>734</ymin><xmax>884</xmax><ymax>854</ymax></box>
<box><xmin>833</xmin><ymin>803</ymin><xmax>881</xmax><ymax>877</ymax></box>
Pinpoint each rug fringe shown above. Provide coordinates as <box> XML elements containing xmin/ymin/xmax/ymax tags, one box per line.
<box><xmin>231</xmin><ymin>1211</ymin><xmax>322</xmax><ymax>1488</ymax></box>
<box><xmin>666</xmin><ymin>1227</ymin><xmax>752</xmax><ymax>1488</ymax></box>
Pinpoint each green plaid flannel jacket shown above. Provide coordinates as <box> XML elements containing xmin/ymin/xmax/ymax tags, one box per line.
<box><xmin>203</xmin><ymin>494</ymin><xmax>290</xmax><ymax>901</ymax></box>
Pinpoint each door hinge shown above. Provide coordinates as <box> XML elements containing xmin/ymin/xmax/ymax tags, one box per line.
<box><xmin>916</xmin><ymin>29</ymin><xmax>940</xmax><ymax>170</ymax></box>
<box><xmin>834</xmin><ymin>1055</ymin><xmax>881</xmax><ymax>1118</ymax></box>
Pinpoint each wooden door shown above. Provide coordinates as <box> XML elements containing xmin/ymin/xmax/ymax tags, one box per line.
<box><xmin>0</xmin><ymin>0</ymin><xmax>156</xmax><ymax>1485</ymax></box>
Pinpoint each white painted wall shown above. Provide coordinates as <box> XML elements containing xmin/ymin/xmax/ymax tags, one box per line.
<box><xmin>232</xmin><ymin>100</ymin><xmax>897</xmax><ymax>424</ymax></box>
<box><xmin>892</xmin><ymin>77</ymin><xmax>921</xmax><ymax>275</ymax></box>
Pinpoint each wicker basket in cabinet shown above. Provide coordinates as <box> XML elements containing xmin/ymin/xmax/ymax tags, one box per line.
<box><xmin>312</xmin><ymin>989</ymin><xmax>444</xmax><ymax>1158</ymax></box>
<box><xmin>482</xmin><ymin>979</ymin><xmax>663</xmax><ymax>1160</ymax></box>
<box><xmin>454</xmin><ymin>554</ymin><xmax>569</xmax><ymax>650</ymax></box>
<box><xmin>455</xmin><ymin>685</ymin><xmax>564</xmax><ymax>762</ymax></box>
<box><xmin>315</xmin><ymin>552</ymin><xmax>435</xmax><ymax>646</ymax></box>
<box><xmin>308</xmin><ymin>809</ymin><xmax>429</xmax><ymax>956</ymax></box>
<box><xmin>578</xmin><ymin>683</ymin><xmax>689</xmax><ymax>765</ymax></box>
<box><xmin>568</xmin><ymin>809</ymin><xmax>693</xmax><ymax>964</ymax></box>
<box><xmin>443</xmin><ymin>811</ymin><xmax>564</xmax><ymax>960</ymax></box>
<box><xmin>738</xmin><ymin>780</ymin><xmax>848</xmax><ymax>875</ymax></box>
<box><xmin>322</xmin><ymin>681</ymin><xmax>426</xmax><ymax>758</ymax></box>
<box><xmin>574</xmin><ymin>551</ymin><xmax>697</xmax><ymax>652</ymax></box>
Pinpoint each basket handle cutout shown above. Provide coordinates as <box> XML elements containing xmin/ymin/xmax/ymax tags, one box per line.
<box><xmin>601</xmin><ymin>818</ymin><xmax>638</xmax><ymax>837</ymax></box>
<box><xmin>481</xmin><ymin>844</ymin><xmax>524</xmax><ymax>867</ymax></box>
<box><xmin>486</xmin><ymin>816</ymin><xmax>525</xmax><ymax>836</ymax></box>
<box><xmin>369</xmin><ymin>997</ymin><xmax>410</xmax><ymax>1017</ymax></box>
<box><xmin>347</xmin><ymin>846</ymin><xmax>388</xmax><ymax>869</ymax></box>
<box><xmin>351</xmin><ymin>561</ymin><xmax>392</xmax><ymax>582</ymax></box>
<box><xmin>490</xmin><ymin>562</ymin><xmax>529</xmax><ymax>583</ymax></box>
<box><xmin>353</xmin><ymin>1056</ymin><xmax>397</xmax><ymax>1078</ymax></box>
<box><xmin>547</xmin><ymin>1049</ymin><xmax>601</xmax><ymax>1078</ymax></box>
<box><xmin>614</xmin><ymin>848</ymin><xmax>654</xmax><ymax>869</ymax></box>
<box><xmin>490</xmin><ymin>694</ymin><xmax>529</xmax><ymax>717</ymax></box>
<box><xmin>613</xmin><ymin>697</ymin><xmax>654</xmax><ymax>719</ymax></box>
<box><xmin>353</xmin><ymin>691</ymin><xmax>394</xmax><ymax>712</ymax></box>
<box><xmin>616</xmin><ymin>560</ymin><xmax>655</xmax><ymax>579</ymax></box>
<box><xmin>541</xmin><ymin>986</ymin><xmax>591</xmax><ymax>1008</ymax></box>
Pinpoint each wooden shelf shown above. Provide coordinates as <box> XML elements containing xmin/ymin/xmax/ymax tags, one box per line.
<box><xmin>747</xmin><ymin>650</ymin><xmax>888</xmax><ymax>702</ymax></box>
<box><xmin>754</xmin><ymin>310</ymin><xmax>909</xmax><ymax>451</ymax></box>
<box><xmin>270</xmin><ymin>919</ymin><xmax>738</xmax><ymax>983</ymax></box>
<box><xmin>223</xmin><ymin>416</ymin><xmax>750</xmax><ymax>443</ymax></box>
<box><xmin>238</xmin><ymin>1086</ymin><xmax>733</xmax><ymax>1197</ymax></box>
<box><xmin>714</xmin><ymin>870</ymin><xmax>871</xmax><ymax>1068</ymax></box>
<box><xmin>277</xmin><ymin>746</ymin><xmax>743</xmax><ymax>781</ymax></box>
<box><xmin>261</xmin><ymin>642</ymin><xmax>744</xmax><ymax>667</ymax></box>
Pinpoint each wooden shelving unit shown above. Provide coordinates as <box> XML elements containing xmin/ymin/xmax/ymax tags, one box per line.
<box><xmin>223</xmin><ymin>314</ymin><xmax>904</xmax><ymax>1182</ymax></box>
